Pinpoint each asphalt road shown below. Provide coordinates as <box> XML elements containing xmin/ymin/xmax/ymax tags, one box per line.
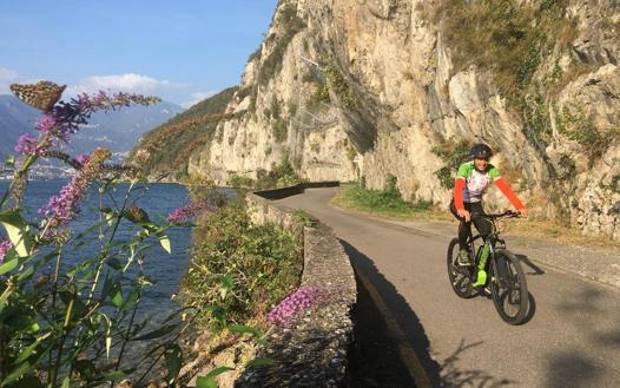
<box><xmin>273</xmin><ymin>187</ymin><xmax>620</xmax><ymax>388</ymax></box>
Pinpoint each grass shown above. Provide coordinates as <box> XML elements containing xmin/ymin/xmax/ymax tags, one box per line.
<box><xmin>330</xmin><ymin>183</ymin><xmax>441</xmax><ymax>220</ymax></box>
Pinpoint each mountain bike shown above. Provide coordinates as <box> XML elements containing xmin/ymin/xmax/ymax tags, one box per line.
<box><xmin>446</xmin><ymin>210</ymin><xmax>529</xmax><ymax>325</ymax></box>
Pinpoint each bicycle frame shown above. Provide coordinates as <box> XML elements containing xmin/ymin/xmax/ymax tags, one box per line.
<box><xmin>466</xmin><ymin>211</ymin><xmax>515</xmax><ymax>279</ymax></box>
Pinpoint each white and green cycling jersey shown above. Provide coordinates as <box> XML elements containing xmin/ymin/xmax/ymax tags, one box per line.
<box><xmin>456</xmin><ymin>161</ymin><xmax>501</xmax><ymax>203</ymax></box>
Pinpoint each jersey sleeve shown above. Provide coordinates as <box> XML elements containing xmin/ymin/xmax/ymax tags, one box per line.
<box><xmin>456</xmin><ymin>163</ymin><xmax>470</xmax><ymax>179</ymax></box>
<box><xmin>488</xmin><ymin>165</ymin><xmax>501</xmax><ymax>181</ymax></box>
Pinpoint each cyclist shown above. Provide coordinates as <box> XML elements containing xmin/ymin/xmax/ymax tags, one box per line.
<box><xmin>449</xmin><ymin>143</ymin><xmax>527</xmax><ymax>286</ymax></box>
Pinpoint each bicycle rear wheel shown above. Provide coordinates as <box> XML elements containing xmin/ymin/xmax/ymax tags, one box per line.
<box><xmin>489</xmin><ymin>249</ymin><xmax>529</xmax><ymax>325</ymax></box>
<box><xmin>447</xmin><ymin>238</ymin><xmax>476</xmax><ymax>298</ymax></box>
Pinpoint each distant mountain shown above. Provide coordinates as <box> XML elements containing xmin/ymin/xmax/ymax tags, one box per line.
<box><xmin>0</xmin><ymin>94</ymin><xmax>184</xmax><ymax>162</ymax></box>
<box><xmin>0</xmin><ymin>95</ymin><xmax>41</xmax><ymax>158</ymax></box>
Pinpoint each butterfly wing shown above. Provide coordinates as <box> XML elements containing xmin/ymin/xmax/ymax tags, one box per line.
<box><xmin>10</xmin><ymin>81</ymin><xmax>66</xmax><ymax>112</ymax></box>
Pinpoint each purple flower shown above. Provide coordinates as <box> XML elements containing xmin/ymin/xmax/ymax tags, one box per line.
<box><xmin>76</xmin><ymin>153</ymin><xmax>91</xmax><ymax>167</ymax></box>
<box><xmin>167</xmin><ymin>201</ymin><xmax>212</xmax><ymax>224</ymax></box>
<box><xmin>15</xmin><ymin>133</ymin><xmax>45</xmax><ymax>155</ymax></box>
<box><xmin>35</xmin><ymin>113</ymin><xmax>57</xmax><ymax>133</ymax></box>
<box><xmin>267</xmin><ymin>287</ymin><xmax>330</xmax><ymax>327</ymax></box>
<box><xmin>39</xmin><ymin>148</ymin><xmax>110</xmax><ymax>239</ymax></box>
<box><xmin>45</xmin><ymin>91</ymin><xmax>160</xmax><ymax>144</ymax></box>
<box><xmin>0</xmin><ymin>240</ymin><xmax>12</xmax><ymax>263</ymax></box>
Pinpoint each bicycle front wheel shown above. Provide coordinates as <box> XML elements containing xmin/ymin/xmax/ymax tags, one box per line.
<box><xmin>447</xmin><ymin>238</ymin><xmax>476</xmax><ymax>299</ymax></box>
<box><xmin>489</xmin><ymin>249</ymin><xmax>529</xmax><ymax>325</ymax></box>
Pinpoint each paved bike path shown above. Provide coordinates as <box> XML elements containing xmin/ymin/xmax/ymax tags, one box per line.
<box><xmin>273</xmin><ymin>187</ymin><xmax>620</xmax><ymax>388</ymax></box>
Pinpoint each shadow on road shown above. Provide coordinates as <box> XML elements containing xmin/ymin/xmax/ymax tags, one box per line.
<box><xmin>515</xmin><ymin>253</ymin><xmax>545</xmax><ymax>276</ymax></box>
<box><xmin>544</xmin><ymin>287</ymin><xmax>620</xmax><ymax>387</ymax></box>
<box><xmin>439</xmin><ymin>340</ymin><xmax>516</xmax><ymax>387</ymax></box>
<box><xmin>341</xmin><ymin>239</ymin><xmax>520</xmax><ymax>387</ymax></box>
<box><xmin>340</xmin><ymin>238</ymin><xmax>440</xmax><ymax>387</ymax></box>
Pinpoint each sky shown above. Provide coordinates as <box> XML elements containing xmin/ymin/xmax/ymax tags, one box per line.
<box><xmin>0</xmin><ymin>0</ymin><xmax>277</xmax><ymax>108</ymax></box>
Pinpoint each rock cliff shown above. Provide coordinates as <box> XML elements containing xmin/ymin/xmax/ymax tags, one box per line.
<box><xmin>133</xmin><ymin>0</ymin><xmax>620</xmax><ymax>240</ymax></box>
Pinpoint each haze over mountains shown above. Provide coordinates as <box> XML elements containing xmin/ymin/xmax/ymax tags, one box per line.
<box><xmin>0</xmin><ymin>94</ymin><xmax>183</xmax><ymax>170</ymax></box>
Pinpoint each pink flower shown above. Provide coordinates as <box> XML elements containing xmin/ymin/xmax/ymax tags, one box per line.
<box><xmin>167</xmin><ymin>201</ymin><xmax>212</xmax><ymax>224</ymax></box>
<box><xmin>0</xmin><ymin>240</ymin><xmax>12</xmax><ymax>263</ymax></box>
<box><xmin>266</xmin><ymin>287</ymin><xmax>330</xmax><ymax>327</ymax></box>
<box><xmin>35</xmin><ymin>113</ymin><xmax>57</xmax><ymax>133</ymax></box>
<box><xmin>15</xmin><ymin>133</ymin><xmax>44</xmax><ymax>155</ymax></box>
<box><xmin>39</xmin><ymin>149</ymin><xmax>110</xmax><ymax>238</ymax></box>
<box><xmin>76</xmin><ymin>154</ymin><xmax>91</xmax><ymax>167</ymax></box>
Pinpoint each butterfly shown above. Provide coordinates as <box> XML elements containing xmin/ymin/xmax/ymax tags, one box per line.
<box><xmin>10</xmin><ymin>81</ymin><xmax>66</xmax><ymax>112</ymax></box>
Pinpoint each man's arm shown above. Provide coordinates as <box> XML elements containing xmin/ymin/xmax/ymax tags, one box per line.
<box><xmin>494</xmin><ymin>177</ymin><xmax>526</xmax><ymax>214</ymax></box>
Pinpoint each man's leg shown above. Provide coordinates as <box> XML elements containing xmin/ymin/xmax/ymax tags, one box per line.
<box><xmin>450</xmin><ymin>200</ymin><xmax>473</xmax><ymax>264</ymax></box>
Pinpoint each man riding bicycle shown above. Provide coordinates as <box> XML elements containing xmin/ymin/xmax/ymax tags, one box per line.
<box><xmin>449</xmin><ymin>143</ymin><xmax>528</xmax><ymax>286</ymax></box>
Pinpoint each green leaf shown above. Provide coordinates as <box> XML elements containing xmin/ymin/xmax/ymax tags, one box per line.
<box><xmin>132</xmin><ymin>324</ymin><xmax>177</xmax><ymax>341</ymax></box>
<box><xmin>245</xmin><ymin>357</ymin><xmax>275</xmax><ymax>368</ymax></box>
<box><xmin>1</xmin><ymin>360</ymin><xmax>32</xmax><ymax>386</ymax></box>
<box><xmin>0</xmin><ymin>210</ymin><xmax>32</xmax><ymax>257</ymax></box>
<box><xmin>111</xmin><ymin>288</ymin><xmax>123</xmax><ymax>308</ymax></box>
<box><xmin>0</xmin><ymin>253</ymin><xmax>20</xmax><ymax>275</ymax></box>
<box><xmin>14</xmin><ymin>334</ymin><xmax>47</xmax><ymax>364</ymax></box>
<box><xmin>159</xmin><ymin>235</ymin><xmax>171</xmax><ymax>254</ymax></box>
<box><xmin>165</xmin><ymin>345</ymin><xmax>183</xmax><ymax>386</ymax></box>
<box><xmin>196</xmin><ymin>367</ymin><xmax>235</xmax><ymax>388</ymax></box>
<box><xmin>229</xmin><ymin>324</ymin><xmax>262</xmax><ymax>339</ymax></box>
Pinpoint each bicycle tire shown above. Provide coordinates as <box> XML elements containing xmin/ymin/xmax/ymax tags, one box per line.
<box><xmin>447</xmin><ymin>238</ymin><xmax>476</xmax><ymax>299</ymax></box>
<box><xmin>489</xmin><ymin>249</ymin><xmax>529</xmax><ymax>325</ymax></box>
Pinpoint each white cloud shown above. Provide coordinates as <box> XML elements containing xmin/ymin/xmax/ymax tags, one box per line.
<box><xmin>0</xmin><ymin>67</ymin><xmax>18</xmax><ymax>82</ymax></box>
<box><xmin>0</xmin><ymin>67</ymin><xmax>19</xmax><ymax>94</ymax></box>
<box><xmin>182</xmin><ymin>91</ymin><xmax>217</xmax><ymax>109</ymax></box>
<box><xmin>66</xmin><ymin>73</ymin><xmax>182</xmax><ymax>96</ymax></box>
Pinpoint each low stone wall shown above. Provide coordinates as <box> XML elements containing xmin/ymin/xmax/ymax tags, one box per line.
<box><xmin>238</xmin><ymin>184</ymin><xmax>356</xmax><ymax>387</ymax></box>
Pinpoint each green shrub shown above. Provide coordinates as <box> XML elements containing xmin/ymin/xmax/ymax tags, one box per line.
<box><xmin>431</xmin><ymin>140</ymin><xmax>472</xmax><ymax>188</ymax></box>
<box><xmin>230</xmin><ymin>174</ymin><xmax>254</xmax><ymax>188</ymax></box>
<box><xmin>556</xmin><ymin>106</ymin><xmax>608</xmax><ymax>162</ymax></box>
<box><xmin>521</xmin><ymin>94</ymin><xmax>553</xmax><ymax>150</ymax></box>
<box><xmin>257</xmin><ymin>5</ymin><xmax>306</xmax><ymax>86</ymax></box>
<box><xmin>183</xmin><ymin>203</ymin><xmax>302</xmax><ymax>326</ymax></box>
<box><xmin>255</xmin><ymin>156</ymin><xmax>301</xmax><ymax>189</ymax></box>
<box><xmin>325</xmin><ymin>64</ymin><xmax>357</xmax><ymax>109</ymax></box>
<box><xmin>433</xmin><ymin>0</ymin><xmax>576</xmax><ymax>101</ymax></box>
<box><xmin>308</xmin><ymin>77</ymin><xmax>331</xmax><ymax>107</ymax></box>
<box><xmin>272</xmin><ymin>119</ymin><xmax>288</xmax><ymax>143</ymax></box>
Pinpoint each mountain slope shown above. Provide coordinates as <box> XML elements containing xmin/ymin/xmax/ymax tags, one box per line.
<box><xmin>131</xmin><ymin>0</ymin><xmax>620</xmax><ymax>240</ymax></box>
<box><xmin>128</xmin><ymin>87</ymin><xmax>238</xmax><ymax>178</ymax></box>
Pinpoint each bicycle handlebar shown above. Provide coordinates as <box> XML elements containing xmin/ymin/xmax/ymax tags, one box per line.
<box><xmin>483</xmin><ymin>210</ymin><xmax>520</xmax><ymax>219</ymax></box>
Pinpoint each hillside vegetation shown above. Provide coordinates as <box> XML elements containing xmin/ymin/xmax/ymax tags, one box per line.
<box><xmin>129</xmin><ymin>87</ymin><xmax>238</xmax><ymax>178</ymax></box>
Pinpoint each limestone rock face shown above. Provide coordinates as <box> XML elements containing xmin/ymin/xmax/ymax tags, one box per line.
<box><xmin>178</xmin><ymin>0</ymin><xmax>619</xmax><ymax>239</ymax></box>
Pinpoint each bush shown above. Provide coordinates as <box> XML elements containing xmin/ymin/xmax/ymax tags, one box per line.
<box><xmin>433</xmin><ymin>0</ymin><xmax>576</xmax><ymax>100</ymax></box>
<box><xmin>255</xmin><ymin>156</ymin><xmax>301</xmax><ymax>189</ymax></box>
<box><xmin>230</xmin><ymin>174</ymin><xmax>255</xmax><ymax>188</ymax></box>
<box><xmin>431</xmin><ymin>140</ymin><xmax>472</xmax><ymax>189</ymax></box>
<box><xmin>556</xmin><ymin>106</ymin><xmax>609</xmax><ymax>163</ymax></box>
<box><xmin>340</xmin><ymin>182</ymin><xmax>433</xmax><ymax>215</ymax></box>
<box><xmin>182</xmin><ymin>203</ymin><xmax>302</xmax><ymax>326</ymax></box>
<box><xmin>257</xmin><ymin>5</ymin><xmax>306</xmax><ymax>86</ymax></box>
<box><xmin>272</xmin><ymin>119</ymin><xmax>288</xmax><ymax>143</ymax></box>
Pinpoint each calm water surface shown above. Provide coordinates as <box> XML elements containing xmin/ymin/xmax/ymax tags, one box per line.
<box><xmin>0</xmin><ymin>180</ymin><xmax>193</xmax><ymax>317</ymax></box>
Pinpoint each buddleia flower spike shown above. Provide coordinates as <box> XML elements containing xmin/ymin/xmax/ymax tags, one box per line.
<box><xmin>10</xmin><ymin>80</ymin><xmax>66</xmax><ymax>112</ymax></box>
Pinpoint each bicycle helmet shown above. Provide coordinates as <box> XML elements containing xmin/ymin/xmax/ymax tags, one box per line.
<box><xmin>469</xmin><ymin>143</ymin><xmax>493</xmax><ymax>159</ymax></box>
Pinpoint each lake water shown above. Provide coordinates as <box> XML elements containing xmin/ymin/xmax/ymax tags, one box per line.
<box><xmin>0</xmin><ymin>180</ymin><xmax>193</xmax><ymax>317</ymax></box>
